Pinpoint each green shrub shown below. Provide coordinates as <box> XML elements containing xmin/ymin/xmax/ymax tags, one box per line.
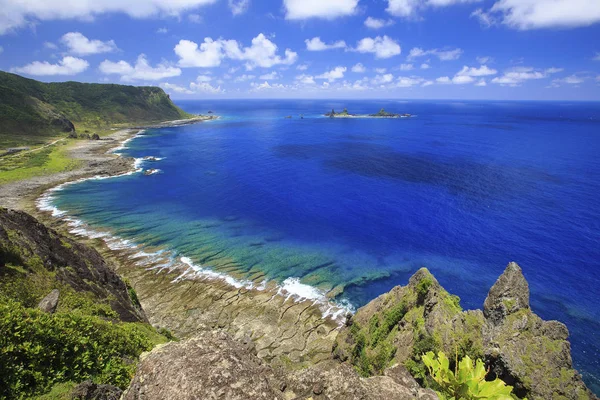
<box><xmin>0</xmin><ymin>299</ymin><xmax>156</xmax><ymax>398</ymax></box>
<box><xmin>422</xmin><ymin>351</ymin><xmax>516</xmax><ymax>400</ymax></box>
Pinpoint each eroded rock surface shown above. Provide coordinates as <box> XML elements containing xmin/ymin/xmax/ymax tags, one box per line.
<box><xmin>124</xmin><ymin>330</ymin><xmax>437</xmax><ymax>400</ymax></box>
<box><xmin>37</xmin><ymin>288</ymin><xmax>59</xmax><ymax>313</ymax></box>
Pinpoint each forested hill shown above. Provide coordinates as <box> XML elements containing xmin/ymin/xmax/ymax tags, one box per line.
<box><xmin>0</xmin><ymin>71</ymin><xmax>191</xmax><ymax>145</ymax></box>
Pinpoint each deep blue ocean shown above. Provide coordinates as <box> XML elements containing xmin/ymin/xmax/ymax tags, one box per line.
<box><xmin>50</xmin><ymin>100</ymin><xmax>600</xmax><ymax>392</ymax></box>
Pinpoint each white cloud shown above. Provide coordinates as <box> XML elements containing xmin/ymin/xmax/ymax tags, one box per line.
<box><xmin>550</xmin><ymin>74</ymin><xmax>587</xmax><ymax>87</ymax></box>
<box><xmin>375</xmin><ymin>68</ymin><xmax>387</xmax><ymax>74</ymax></box>
<box><xmin>157</xmin><ymin>27</ymin><xmax>168</xmax><ymax>34</ymax></box>
<box><xmin>396</xmin><ymin>76</ymin><xmax>427</xmax><ymax>87</ymax></box>
<box><xmin>161</xmin><ymin>78</ymin><xmax>223</xmax><ymax>95</ymax></box>
<box><xmin>364</xmin><ymin>17</ymin><xmax>395</xmax><ymax>29</ymax></box>
<box><xmin>296</xmin><ymin>64</ymin><xmax>309</xmax><ymax>71</ymax></box>
<box><xmin>295</xmin><ymin>74</ymin><xmax>316</xmax><ymax>84</ymax></box>
<box><xmin>0</xmin><ymin>0</ymin><xmax>217</xmax><ymax>35</ymax></box>
<box><xmin>476</xmin><ymin>56</ymin><xmax>493</xmax><ymax>64</ymax></box>
<box><xmin>471</xmin><ymin>8</ymin><xmax>495</xmax><ymax>27</ymax></box>
<box><xmin>489</xmin><ymin>0</ymin><xmax>600</xmax><ymax>30</ymax></box>
<box><xmin>420</xmin><ymin>63</ymin><xmax>430</xmax><ymax>69</ymax></box>
<box><xmin>284</xmin><ymin>0</ymin><xmax>359</xmax><ymax>20</ymax></box>
<box><xmin>61</xmin><ymin>32</ymin><xmax>117</xmax><ymax>56</ymax></box>
<box><xmin>436</xmin><ymin>76</ymin><xmax>451</xmax><ymax>84</ymax></box>
<box><xmin>228</xmin><ymin>0</ymin><xmax>250</xmax><ymax>15</ymax></box>
<box><xmin>44</xmin><ymin>42</ymin><xmax>58</xmax><ymax>50</ymax></box>
<box><xmin>373</xmin><ymin>73</ymin><xmax>394</xmax><ymax>84</ymax></box>
<box><xmin>386</xmin><ymin>0</ymin><xmax>481</xmax><ymax>18</ymax></box>
<box><xmin>175</xmin><ymin>33</ymin><xmax>297</xmax><ymax>70</ymax></box>
<box><xmin>250</xmin><ymin>81</ymin><xmax>289</xmax><ymax>91</ymax></box>
<box><xmin>234</xmin><ymin>74</ymin><xmax>256</xmax><ymax>82</ymax></box>
<box><xmin>400</xmin><ymin>63</ymin><xmax>414</xmax><ymax>71</ymax></box>
<box><xmin>196</xmin><ymin>74</ymin><xmax>212</xmax><ymax>82</ymax></box>
<box><xmin>190</xmin><ymin>80</ymin><xmax>223</xmax><ymax>93</ymax></box>
<box><xmin>408</xmin><ymin>47</ymin><xmax>462</xmax><ymax>61</ymax></box>
<box><xmin>160</xmin><ymin>82</ymin><xmax>194</xmax><ymax>94</ymax></box>
<box><xmin>316</xmin><ymin>66</ymin><xmax>347</xmax><ymax>81</ymax></box>
<box><xmin>422</xmin><ymin>80</ymin><xmax>434</xmax><ymax>87</ymax></box>
<box><xmin>259</xmin><ymin>71</ymin><xmax>280</xmax><ymax>80</ymax></box>
<box><xmin>452</xmin><ymin>75</ymin><xmax>474</xmax><ymax>84</ymax></box>
<box><xmin>351</xmin><ymin>63</ymin><xmax>366</xmax><ymax>73</ymax></box>
<box><xmin>456</xmin><ymin>65</ymin><xmax>497</xmax><ymax>77</ymax></box>
<box><xmin>355</xmin><ymin>36</ymin><xmax>401</xmax><ymax>59</ymax></box>
<box><xmin>305</xmin><ymin>37</ymin><xmax>347</xmax><ymax>51</ymax></box>
<box><xmin>188</xmin><ymin>14</ymin><xmax>203</xmax><ymax>23</ymax></box>
<box><xmin>99</xmin><ymin>54</ymin><xmax>181</xmax><ymax>81</ymax></box>
<box><xmin>476</xmin><ymin>79</ymin><xmax>487</xmax><ymax>86</ymax></box>
<box><xmin>12</xmin><ymin>56</ymin><xmax>89</xmax><ymax>76</ymax></box>
<box><xmin>491</xmin><ymin>66</ymin><xmax>559</xmax><ymax>86</ymax></box>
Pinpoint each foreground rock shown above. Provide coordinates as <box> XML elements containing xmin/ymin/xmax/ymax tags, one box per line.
<box><xmin>0</xmin><ymin>208</ymin><xmax>146</xmax><ymax>322</ymax></box>
<box><xmin>333</xmin><ymin>263</ymin><xmax>597</xmax><ymax>400</ymax></box>
<box><xmin>124</xmin><ymin>330</ymin><xmax>437</xmax><ymax>400</ymax></box>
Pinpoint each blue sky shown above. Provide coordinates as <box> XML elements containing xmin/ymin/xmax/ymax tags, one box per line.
<box><xmin>1</xmin><ymin>0</ymin><xmax>599</xmax><ymax>100</ymax></box>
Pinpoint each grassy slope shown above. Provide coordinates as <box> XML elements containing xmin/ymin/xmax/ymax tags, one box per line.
<box><xmin>0</xmin><ymin>71</ymin><xmax>192</xmax><ymax>147</ymax></box>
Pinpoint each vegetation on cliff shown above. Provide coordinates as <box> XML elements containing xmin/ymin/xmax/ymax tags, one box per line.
<box><xmin>333</xmin><ymin>265</ymin><xmax>596</xmax><ymax>400</ymax></box>
<box><xmin>0</xmin><ymin>71</ymin><xmax>192</xmax><ymax>147</ymax></box>
<box><xmin>0</xmin><ymin>208</ymin><xmax>172</xmax><ymax>399</ymax></box>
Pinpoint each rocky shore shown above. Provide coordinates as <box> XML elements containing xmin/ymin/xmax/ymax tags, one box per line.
<box><xmin>1</xmin><ymin>116</ymin><xmax>598</xmax><ymax>399</ymax></box>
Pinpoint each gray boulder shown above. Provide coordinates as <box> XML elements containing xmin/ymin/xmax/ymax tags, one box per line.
<box><xmin>38</xmin><ymin>289</ymin><xmax>59</xmax><ymax>313</ymax></box>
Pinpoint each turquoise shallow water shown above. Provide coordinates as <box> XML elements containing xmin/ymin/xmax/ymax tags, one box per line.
<box><xmin>47</xmin><ymin>100</ymin><xmax>600</xmax><ymax>392</ymax></box>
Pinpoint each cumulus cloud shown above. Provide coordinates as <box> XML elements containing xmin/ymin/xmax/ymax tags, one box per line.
<box><xmin>12</xmin><ymin>56</ymin><xmax>89</xmax><ymax>76</ymax></box>
<box><xmin>161</xmin><ymin>77</ymin><xmax>223</xmax><ymax>95</ymax></box>
<box><xmin>296</xmin><ymin>64</ymin><xmax>309</xmax><ymax>71</ymax></box>
<box><xmin>396</xmin><ymin>76</ymin><xmax>427</xmax><ymax>87</ymax></box>
<box><xmin>0</xmin><ymin>0</ymin><xmax>217</xmax><ymax>35</ymax></box>
<box><xmin>488</xmin><ymin>0</ymin><xmax>600</xmax><ymax>30</ymax></box>
<box><xmin>400</xmin><ymin>63</ymin><xmax>414</xmax><ymax>71</ymax></box>
<box><xmin>228</xmin><ymin>0</ymin><xmax>250</xmax><ymax>15</ymax></box>
<box><xmin>61</xmin><ymin>32</ymin><xmax>117</xmax><ymax>56</ymax></box>
<box><xmin>455</xmin><ymin>65</ymin><xmax>497</xmax><ymax>77</ymax></box>
<box><xmin>157</xmin><ymin>27</ymin><xmax>169</xmax><ymax>34</ymax></box>
<box><xmin>174</xmin><ymin>33</ymin><xmax>297</xmax><ymax>70</ymax></box>
<box><xmin>259</xmin><ymin>71</ymin><xmax>280</xmax><ymax>80</ymax></box>
<box><xmin>295</xmin><ymin>74</ymin><xmax>316</xmax><ymax>84</ymax></box>
<box><xmin>305</xmin><ymin>37</ymin><xmax>347</xmax><ymax>51</ymax></box>
<box><xmin>99</xmin><ymin>54</ymin><xmax>181</xmax><ymax>81</ymax></box>
<box><xmin>351</xmin><ymin>63</ymin><xmax>366</xmax><ymax>73</ymax></box>
<box><xmin>234</xmin><ymin>74</ymin><xmax>256</xmax><ymax>82</ymax></box>
<box><xmin>284</xmin><ymin>0</ymin><xmax>359</xmax><ymax>20</ymax></box>
<box><xmin>420</xmin><ymin>63</ymin><xmax>430</xmax><ymax>69</ymax></box>
<box><xmin>372</xmin><ymin>73</ymin><xmax>394</xmax><ymax>85</ymax></box>
<box><xmin>386</xmin><ymin>0</ymin><xmax>481</xmax><ymax>18</ymax></box>
<box><xmin>355</xmin><ymin>36</ymin><xmax>401</xmax><ymax>59</ymax></box>
<box><xmin>476</xmin><ymin>79</ymin><xmax>487</xmax><ymax>86</ymax></box>
<box><xmin>408</xmin><ymin>47</ymin><xmax>462</xmax><ymax>61</ymax></box>
<box><xmin>549</xmin><ymin>74</ymin><xmax>588</xmax><ymax>87</ymax></box>
<box><xmin>250</xmin><ymin>81</ymin><xmax>290</xmax><ymax>91</ymax></box>
<box><xmin>316</xmin><ymin>66</ymin><xmax>347</xmax><ymax>81</ymax></box>
<box><xmin>491</xmin><ymin>66</ymin><xmax>560</xmax><ymax>86</ymax></box>
<box><xmin>364</xmin><ymin>17</ymin><xmax>395</xmax><ymax>29</ymax></box>
<box><xmin>375</xmin><ymin>68</ymin><xmax>387</xmax><ymax>74</ymax></box>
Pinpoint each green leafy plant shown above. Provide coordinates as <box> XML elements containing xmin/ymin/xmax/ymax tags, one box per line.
<box><xmin>422</xmin><ymin>351</ymin><xmax>516</xmax><ymax>400</ymax></box>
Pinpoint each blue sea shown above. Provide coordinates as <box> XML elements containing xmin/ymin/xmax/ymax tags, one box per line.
<box><xmin>48</xmin><ymin>100</ymin><xmax>600</xmax><ymax>392</ymax></box>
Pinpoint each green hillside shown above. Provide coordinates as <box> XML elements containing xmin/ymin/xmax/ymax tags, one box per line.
<box><xmin>0</xmin><ymin>71</ymin><xmax>192</xmax><ymax>147</ymax></box>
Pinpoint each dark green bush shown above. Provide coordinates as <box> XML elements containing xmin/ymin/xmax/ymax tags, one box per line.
<box><xmin>0</xmin><ymin>299</ymin><xmax>155</xmax><ymax>398</ymax></box>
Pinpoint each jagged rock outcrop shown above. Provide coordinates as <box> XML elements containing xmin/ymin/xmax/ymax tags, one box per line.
<box><xmin>0</xmin><ymin>208</ymin><xmax>145</xmax><ymax>322</ymax></box>
<box><xmin>483</xmin><ymin>262</ymin><xmax>530</xmax><ymax>325</ymax></box>
<box><xmin>37</xmin><ymin>288</ymin><xmax>60</xmax><ymax>313</ymax></box>
<box><xmin>124</xmin><ymin>330</ymin><xmax>438</xmax><ymax>400</ymax></box>
<box><xmin>333</xmin><ymin>263</ymin><xmax>597</xmax><ymax>400</ymax></box>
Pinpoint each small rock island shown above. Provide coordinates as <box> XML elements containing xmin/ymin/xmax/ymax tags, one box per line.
<box><xmin>325</xmin><ymin>108</ymin><xmax>412</xmax><ymax>118</ymax></box>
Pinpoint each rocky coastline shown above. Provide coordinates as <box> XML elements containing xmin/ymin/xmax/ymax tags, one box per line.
<box><xmin>1</xmin><ymin>116</ymin><xmax>598</xmax><ymax>399</ymax></box>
